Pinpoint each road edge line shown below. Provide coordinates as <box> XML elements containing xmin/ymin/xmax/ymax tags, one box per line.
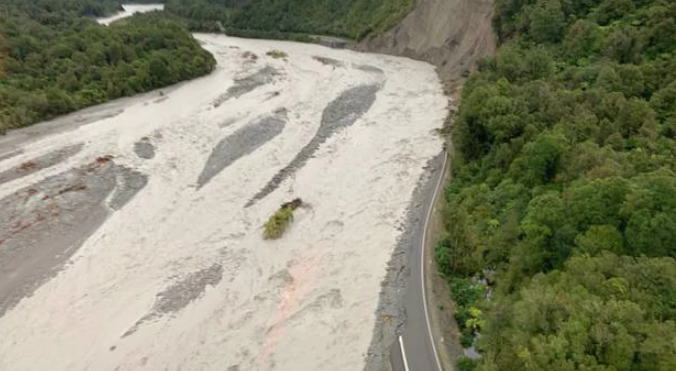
<box><xmin>421</xmin><ymin>150</ymin><xmax>447</xmax><ymax>371</ymax></box>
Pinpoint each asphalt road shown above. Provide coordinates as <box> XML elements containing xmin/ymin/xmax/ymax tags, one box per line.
<box><xmin>391</xmin><ymin>149</ymin><xmax>447</xmax><ymax>371</ymax></box>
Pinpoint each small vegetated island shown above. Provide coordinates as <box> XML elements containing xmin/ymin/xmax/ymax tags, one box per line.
<box><xmin>0</xmin><ymin>0</ymin><xmax>215</xmax><ymax>133</ymax></box>
<box><xmin>263</xmin><ymin>198</ymin><xmax>302</xmax><ymax>239</ymax></box>
<box><xmin>436</xmin><ymin>0</ymin><xmax>676</xmax><ymax>370</ymax></box>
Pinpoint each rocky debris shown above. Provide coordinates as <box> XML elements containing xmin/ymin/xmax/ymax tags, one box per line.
<box><xmin>212</xmin><ymin>66</ymin><xmax>278</xmax><ymax>108</ymax></box>
<box><xmin>123</xmin><ymin>263</ymin><xmax>224</xmax><ymax>337</ymax></box>
<box><xmin>280</xmin><ymin>198</ymin><xmax>302</xmax><ymax>210</ymax></box>
<box><xmin>241</xmin><ymin>51</ymin><xmax>259</xmax><ymax>61</ymax></box>
<box><xmin>197</xmin><ymin>110</ymin><xmax>287</xmax><ymax>189</ymax></box>
<box><xmin>134</xmin><ymin>137</ymin><xmax>155</xmax><ymax>159</ymax></box>
<box><xmin>247</xmin><ymin>84</ymin><xmax>381</xmax><ymax>206</ymax></box>
<box><xmin>0</xmin><ymin>144</ymin><xmax>83</xmax><ymax>185</ymax></box>
<box><xmin>0</xmin><ymin>157</ymin><xmax>147</xmax><ymax>318</ymax></box>
<box><xmin>356</xmin><ymin>65</ymin><xmax>384</xmax><ymax>74</ymax></box>
<box><xmin>313</xmin><ymin>56</ymin><xmax>344</xmax><ymax>67</ymax></box>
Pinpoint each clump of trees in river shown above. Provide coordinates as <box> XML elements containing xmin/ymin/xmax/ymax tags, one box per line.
<box><xmin>436</xmin><ymin>0</ymin><xmax>676</xmax><ymax>370</ymax></box>
<box><xmin>0</xmin><ymin>0</ymin><xmax>215</xmax><ymax>132</ymax></box>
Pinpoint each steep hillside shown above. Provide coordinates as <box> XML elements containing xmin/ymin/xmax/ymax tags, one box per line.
<box><xmin>357</xmin><ymin>0</ymin><xmax>495</xmax><ymax>89</ymax></box>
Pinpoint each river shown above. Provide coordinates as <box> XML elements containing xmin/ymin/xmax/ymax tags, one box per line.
<box><xmin>0</xmin><ymin>7</ymin><xmax>447</xmax><ymax>371</ymax></box>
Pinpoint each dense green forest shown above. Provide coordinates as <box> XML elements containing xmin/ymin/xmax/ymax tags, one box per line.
<box><xmin>163</xmin><ymin>0</ymin><xmax>413</xmax><ymax>40</ymax></box>
<box><xmin>0</xmin><ymin>0</ymin><xmax>215</xmax><ymax>132</ymax></box>
<box><xmin>436</xmin><ymin>0</ymin><xmax>676</xmax><ymax>370</ymax></box>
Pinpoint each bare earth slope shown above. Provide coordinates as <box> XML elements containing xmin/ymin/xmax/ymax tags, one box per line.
<box><xmin>357</xmin><ymin>0</ymin><xmax>495</xmax><ymax>89</ymax></box>
<box><xmin>0</xmin><ymin>35</ymin><xmax>447</xmax><ymax>371</ymax></box>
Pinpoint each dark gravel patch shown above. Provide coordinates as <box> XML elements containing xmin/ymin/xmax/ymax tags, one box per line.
<box><xmin>357</xmin><ymin>65</ymin><xmax>384</xmax><ymax>74</ymax></box>
<box><xmin>0</xmin><ymin>158</ymin><xmax>148</xmax><ymax>318</ymax></box>
<box><xmin>246</xmin><ymin>84</ymin><xmax>381</xmax><ymax>207</ymax></box>
<box><xmin>313</xmin><ymin>56</ymin><xmax>344</xmax><ymax>67</ymax></box>
<box><xmin>109</xmin><ymin>167</ymin><xmax>149</xmax><ymax>210</ymax></box>
<box><xmin>134</xmin><ymin>139</ymin><xmax>155</xmax><ymax>159</ymax></box>
<box><xmin>197</xmin><ymin>110</ymin><xmax>287</xmax><ymax>189</ymax></box>
<box><xmin>122</xmin><ymin>263</ymin><xmax>223</xmax><ymax>337</ymax></box>
<box><xmin>0</xmin><ymin>144</ymin><xmax>83</xmax><ymax>185</ymax></box>
<box><xmin>212</xmin><ymin>66</ymin><xmax>278</xmax><ymax>108</ymax></box>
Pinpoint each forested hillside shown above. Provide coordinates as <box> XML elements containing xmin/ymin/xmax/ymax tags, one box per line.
<box><xmin>164</xmin><ymin>0</ymin><xmax>413</xmax><ymax>40</ymax></box>
<box><xmin>436</xmin><ymin>0</ymin><xmax>676</xmax><ymax>370</ymax></box>
<box><xmin>0</xmin><ymin>0</ymin><xmax>215</xmax><ymax>133</ymax></box>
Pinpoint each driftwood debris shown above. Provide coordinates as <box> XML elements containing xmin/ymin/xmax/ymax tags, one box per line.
<box><xmin>280</xmin><ymin>198</ymin><xmax>302</xmax><ymax>210</ymax></box>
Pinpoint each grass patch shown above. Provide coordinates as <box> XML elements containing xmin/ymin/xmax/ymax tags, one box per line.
<box><xmin>263</xmin><ymin>198</ymin><xmax>302</xmax><ymax>239</ymax></box>
<box><xmin>266</xmin><ymin>50</ymin><xmax>288</xmax><ymax>59</ymax></box>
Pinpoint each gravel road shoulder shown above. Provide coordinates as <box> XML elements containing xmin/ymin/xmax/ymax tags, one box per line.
<box><xmin>363</xmin><ymin>151</ymin><xmax>445</xmax><ymax>371</ymax></box>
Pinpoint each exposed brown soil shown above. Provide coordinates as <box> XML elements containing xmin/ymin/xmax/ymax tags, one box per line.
<box><xmin>357</xmin><ymin>0</ymin><xmax>495</xmax><ymax>93</ymax></box>
<box><xmin>19</xmin><ymin>161</ymin><xmax>38</xmax><ymax>171</ymax></box>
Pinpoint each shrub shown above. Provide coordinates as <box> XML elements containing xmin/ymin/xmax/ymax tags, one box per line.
<box><xmin>263</xmin><ymin>198</ymin><xmax>302</xmax><ymax>239</ymax></box>
<box><xmin>459</xmin><ymin>328</ymin><xmax>475</xmax><ymax>348</ymax></box>
<box><xmin>457</xmin><ymin>357</ymin><xmax>478</xmax><ymax>371</ymax></box>
<box><xmin>266</xmin><ymin>50</ymin><xmax>288</xmax><ymax>59</ymax></box>
<box><xmin>263</xmin><ymin>207</ymin><xmax>294</xmax><ymax>239</ymax></box>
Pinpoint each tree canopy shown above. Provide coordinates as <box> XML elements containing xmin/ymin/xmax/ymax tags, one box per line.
<box><xmin>438</xmin><ymin>0</ymin><xmax>676</xmax><ymax>369</ymax></box>
<box><xmin>0</xmin><ymin>0</ymin><xmax>215</xmax><ymax>132</ymax></box>
<box><xmin>163</xmin><ymin>0</ymin><xmax>413</xmax><ymax>40</ymax></box>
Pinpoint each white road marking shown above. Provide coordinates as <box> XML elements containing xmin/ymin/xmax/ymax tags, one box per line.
<box><xmin>421</xmin><ymin>150</ymin><xmax>447</xmax><ymax>371</ymax></box>
<box><xmin>399</xmin><ymin>335</ymin><xmax>411</xmax><ymax>371</ymax></box>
